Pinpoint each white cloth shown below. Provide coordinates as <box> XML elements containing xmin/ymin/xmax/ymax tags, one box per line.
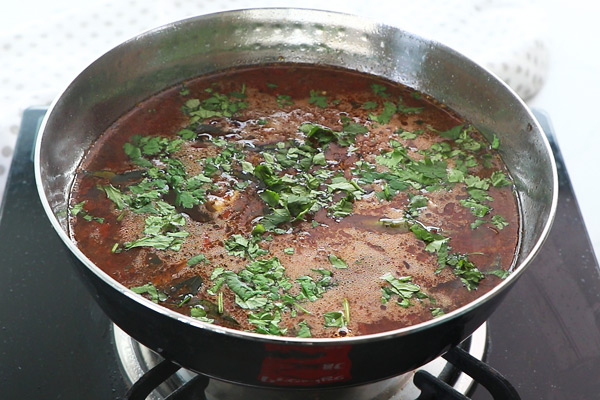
<box><xmin>0</xmin><ymin>0</ymin><xmax>548</xmax><ymax>200</ymax></box>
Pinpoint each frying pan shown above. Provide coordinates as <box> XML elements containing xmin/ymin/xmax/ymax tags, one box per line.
<box><xmin>34</xmin><ymin>8</ymin><xmax>557</xmax><ymax>388</ymax></box>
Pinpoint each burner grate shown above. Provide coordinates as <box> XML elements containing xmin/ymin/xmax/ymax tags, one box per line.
<box><xmin>114</xmin><ymin>323</ymin><xmax>514</xmax><ymax>400</ymax></box>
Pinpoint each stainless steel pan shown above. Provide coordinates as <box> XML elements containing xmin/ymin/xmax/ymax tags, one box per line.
<box><xmin>34</xmin><ymin>8</ymin><xmax>557</xmax><ymax>388</ymax></box>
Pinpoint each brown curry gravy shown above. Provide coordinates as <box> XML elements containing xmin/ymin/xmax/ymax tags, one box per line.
<box><xmin>69</xmin><ymin>64</ymin><xmax>520</xmax><ymax>338</ymax></box>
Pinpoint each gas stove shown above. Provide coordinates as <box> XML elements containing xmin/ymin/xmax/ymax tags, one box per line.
<box><xmin>1</xmin><ymin>107</ymin><xmax>599</xmax><ymax>399</ymax></box>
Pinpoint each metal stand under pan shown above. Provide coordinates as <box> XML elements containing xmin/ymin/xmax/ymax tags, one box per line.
<box><xmin>113</xmin><ymin>323</ymin><xmax>490</xmax><ymax>400</ymax></box>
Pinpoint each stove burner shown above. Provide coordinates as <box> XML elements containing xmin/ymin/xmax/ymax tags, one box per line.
<box><xmin>113</xmin><ymin>323</ymin><xmax>487</xmax><ymax>399</ymax></box>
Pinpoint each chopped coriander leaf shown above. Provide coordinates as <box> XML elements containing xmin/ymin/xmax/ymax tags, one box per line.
<box><xmin>285</xmin><ymin>194</ymin><xmax>316</xmax><ymax>220</ymax></box>
<box><xmin>210</xmin><ymin>137</ymin><xmax>228</xmax><ymax>147</ymax></box>
<box><xmin>361</xmin><ymin>100</ymin><xmax>378</xmax><ymax>110</ymax></box>
<box><xmin>249</xmin><ymin>311</ymin><xmax>287</xmax><ymax>336</ymax></box>
<box><xmin>431</xmin><ymin>308</ymin><xmax>445</xmax><ymax>318</ymax></box>
<box><xmin>125</xmin><ymin>135</ymin><xmax>183</xmax><ymax>159</ymax></box>
<box><xmin>460</xmin><ymin>199</ymin><xmax>492</xmax><ymax>218</ymax></box>
<box><xmin>70</xmin><ymin>200</ymin><xmax>105</xmax><ymax>223</ymax></box>
<box><xmin>70</xmin><ymin>201</ymin><xmax>86</xmax><ymax>216</ymax></box>
<box><xmin>369</xmin><ymin>101</ymin><xmax>397</xmax><ymax>124</ymax></box>
<box><xmin>370</xmin><ymin>83</ymin><xmax>390</xmax><ymax>97</ymax></box>
<box><xmin>223</xmin><ymin>272</ymin><xmax>257</xmax><ymax>303</ymax></box>
<box><xmin>308</xmin><ymin>90</ymin><xmax>328</xmax><ymax>108</ymax></box>
<box><xmin>259</xmin><ymin>190</ymin><xmax>280</xmax><ymax>207</ymax></box>
<box><xmin>491</xmin><ymin>134</ymin><xmax>500</xmax><ymax>149</ymax></box>
<box><xmin>175</xmin><ymin>189</ymin><xmax>205</xmax><ymax>209</ymax></box>
<box><xmin>340</xmin><ymin>115</ymin><xmax>369</xmax><ymax>135</ymax></box>
<box><xmin>181</xmin><ymin>88</ymin><xmax>248</xmax><ymax>122</ymax></box>
<box><xmin>260</xmin><ymin>208</ymin><xmax>293</xmax><ymax>231</ymax></box>
<box><xmin>456</xmin><ymin>129</ymin><xmax>485</xmax><ymax>152</ymax></box>
<box><xmin>464</xmin><ymin>175</ymin><xmax>490</xmax><ymax>190</ymax></box>
<box><xmin>253</xmin><ymin>163</ymin><xmax>283</xmax><ymax>189</ymax></box>
<box><xmin>441</xmin><ymin>251</ymin><xmax>485</xmax><ymax>291</ymax></box>
<box><xmin>470</xmin><ymin>219</ymin><xmax>487</xmax><ymax>230</ymax></box>
<box><xmin>177</xmin><ymin>129</ymin><xmax>196</xmax><ymax>141</ymax></box>
<box><xmin>374</xmin><ymin>142</ymin><xmax>409</xmax><ymax>169</ymax></box>
<box><xmin>407</xmin><ymin>194</ymin><xmax>429</xmax><ymax>213</ymax></box>
<box><xmin>467</xmin><ymin>188</ymin><xmax>493</xmax><ymax>202</ymax></box>
<box><xmin>312</xmin><ymin>152</ymin><xmax>327</xmax><ymax>166</ymax></box>
<box><xmin>492</xmin><ymin>215</ymin><xmax>509</xmax><ymax>230</ymax></box>
<box><xmin>210</xmin><ymin>267</ymin><xmax>225</xmax><ymax>282</ymax></box>
<box><xmin>276</xmin><ymin>94</ymin><xmax>294</xmax><ymax>107</ymax></box>
<box><xmin>380</xmin><ymin>272</ymin><xmax>428</xmax><ymax>307</ymax></box>
<box><xmin>142</xmin><ymin>213</ymin><xmax>185</xmax><ymax>236</ymax></box>
<box><xmin>439</xmin><ymin>125</ymin><xmax>464</xmax><ymax>140</ymax></box>
<box><xmin>82</xmin><ymin>214</ymin><xmax>104</xmax><ymax>223</ymax></box>
<box><xmin>299</xmin><ymin>123</ymin><xmax>337</xmax><ymax>145</ymax></box>
<box><xmin>410</xmin><ymin>224</ymin><xmax>448</xmax><ymax>251</ymax></box>
<box><xmin>224</xmin><ymin>234</ymin><xmax>269</xmax><ymax>259</ymax></box>
<box><xmin>123</xmin><ymin>235</ymin><xmax>184</xmax><ymax>251</ymax></box>
<box><xmin>398</xmin><ymin>129</ymin><xmax>417</xmax><ymax>140</ymax></box>
<box><xmin>296</xmin><ymin>276</ymin><xmax>321</xmax><ymax>302</ymax></box>
<box><xmin>447</xmin><ymin>168</ymin><xmax>465</xmax><ymax>183</ymax></box>
<box><xmin>327</xmin><ymin>177</ymin><xmax>364</xmax><ymax>198</ymax></box>
<box><xmin>178</xmin><ymin>294</ymin><xmax>192</xmax><ymax>307</ymax></box>
<box><xmin>411</xmin><ymin>157</ymin><xmax>448</xmax><ymax>181</ymax></box>
<box><xmin>376</xmin><ymin>182</ymin><xmax>393</xmax><ymax>201</ymax></box>
<box><xmin>328</xmin><ymin>254</ymin><xmax>348</xmax><ymax>269</ymax></box>
<box><xmin>299</xmin><ymin>121</ymin><xmax>364</xmax><ymax>147</ymax></box>
<box><xmin>142</xmin><ymin>136</ymin><xmax>165</xmax><ymax>155</ymax></box>
<box><xmin>236</xmin><ymin>295</ymin><xmax>269</xmax><ymax>310</ymax></box>
<box><xmin>488</xmin><ymin>269</ymin><xmax>510</xmax><ymax>279</ymax></box>
<box><xmin>312</xmin><ymin>268</ymin><xmax>333</xmax><ymax>277</ymax></box>
<box><xmin>187</xmin><ymin>253</ymin><xmax>210</xmax><ymax>266</ymax></box>
<box><xmin>296</xmin><ymin>271</ymin><xmax>335</xmax><ymax>303</ymax></box>
<box><xmin>323</xmin><ymin>311</ymin><xmax>346</xmax><ymax>328</ymax></box>
<box><xmin>99</xmin><ymin>184</ymin><xmax>129</xmax><ymax>210</ymax></box>
<box><xmin>471</xmin><ymin>214</ymin><xmax>509</xmax><ymax>230</ymax></box>
<box><xmin>211</xmin><ymin>256</ymin><xmax>337</xmax><ymax>334</ymax></box>
<box><xmin>297</xmin><ymin>321</ymin><xmax>312</xmax><ymax>338</ymax></box>
<box><xmin>490</xmin><ymin>171</ymin><xmax>512</xmax><ymax>187</ymax></box>
<box><xmin>130</xmin><ymin>283</ymin><xmax>168</xmax><ymax>303</ymax></box>
<box><xmin>183</xmin><ymin>98</ymin><xmax>200</xmax><ymax>109</ymax></box>
<box><xmin>190</xmin><ymin>306</ymin><xmax>215</xmax><ymax>323</ymax></box>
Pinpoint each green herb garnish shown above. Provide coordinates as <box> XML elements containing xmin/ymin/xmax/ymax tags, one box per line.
<box><xmin>328</xmin><ymin>254</ymin><xmax>348</xmax><ymax>269</ymax></box>
<box><xmin>130</xmin><ymin>283</ymin><xmax>168</xmax><ymax>303</ymax></box>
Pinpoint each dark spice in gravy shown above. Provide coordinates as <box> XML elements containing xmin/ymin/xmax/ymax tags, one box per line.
<box><xmin>69</xmin><ymin>64</ymin><xmax>520</xmax><ymax>338</ymax></box>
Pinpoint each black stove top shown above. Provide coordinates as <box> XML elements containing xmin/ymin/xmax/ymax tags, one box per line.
<box><xmin>1</xmin><ymin>107</ymin><xmax>599</xmax><ymax>399</ymax></box>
